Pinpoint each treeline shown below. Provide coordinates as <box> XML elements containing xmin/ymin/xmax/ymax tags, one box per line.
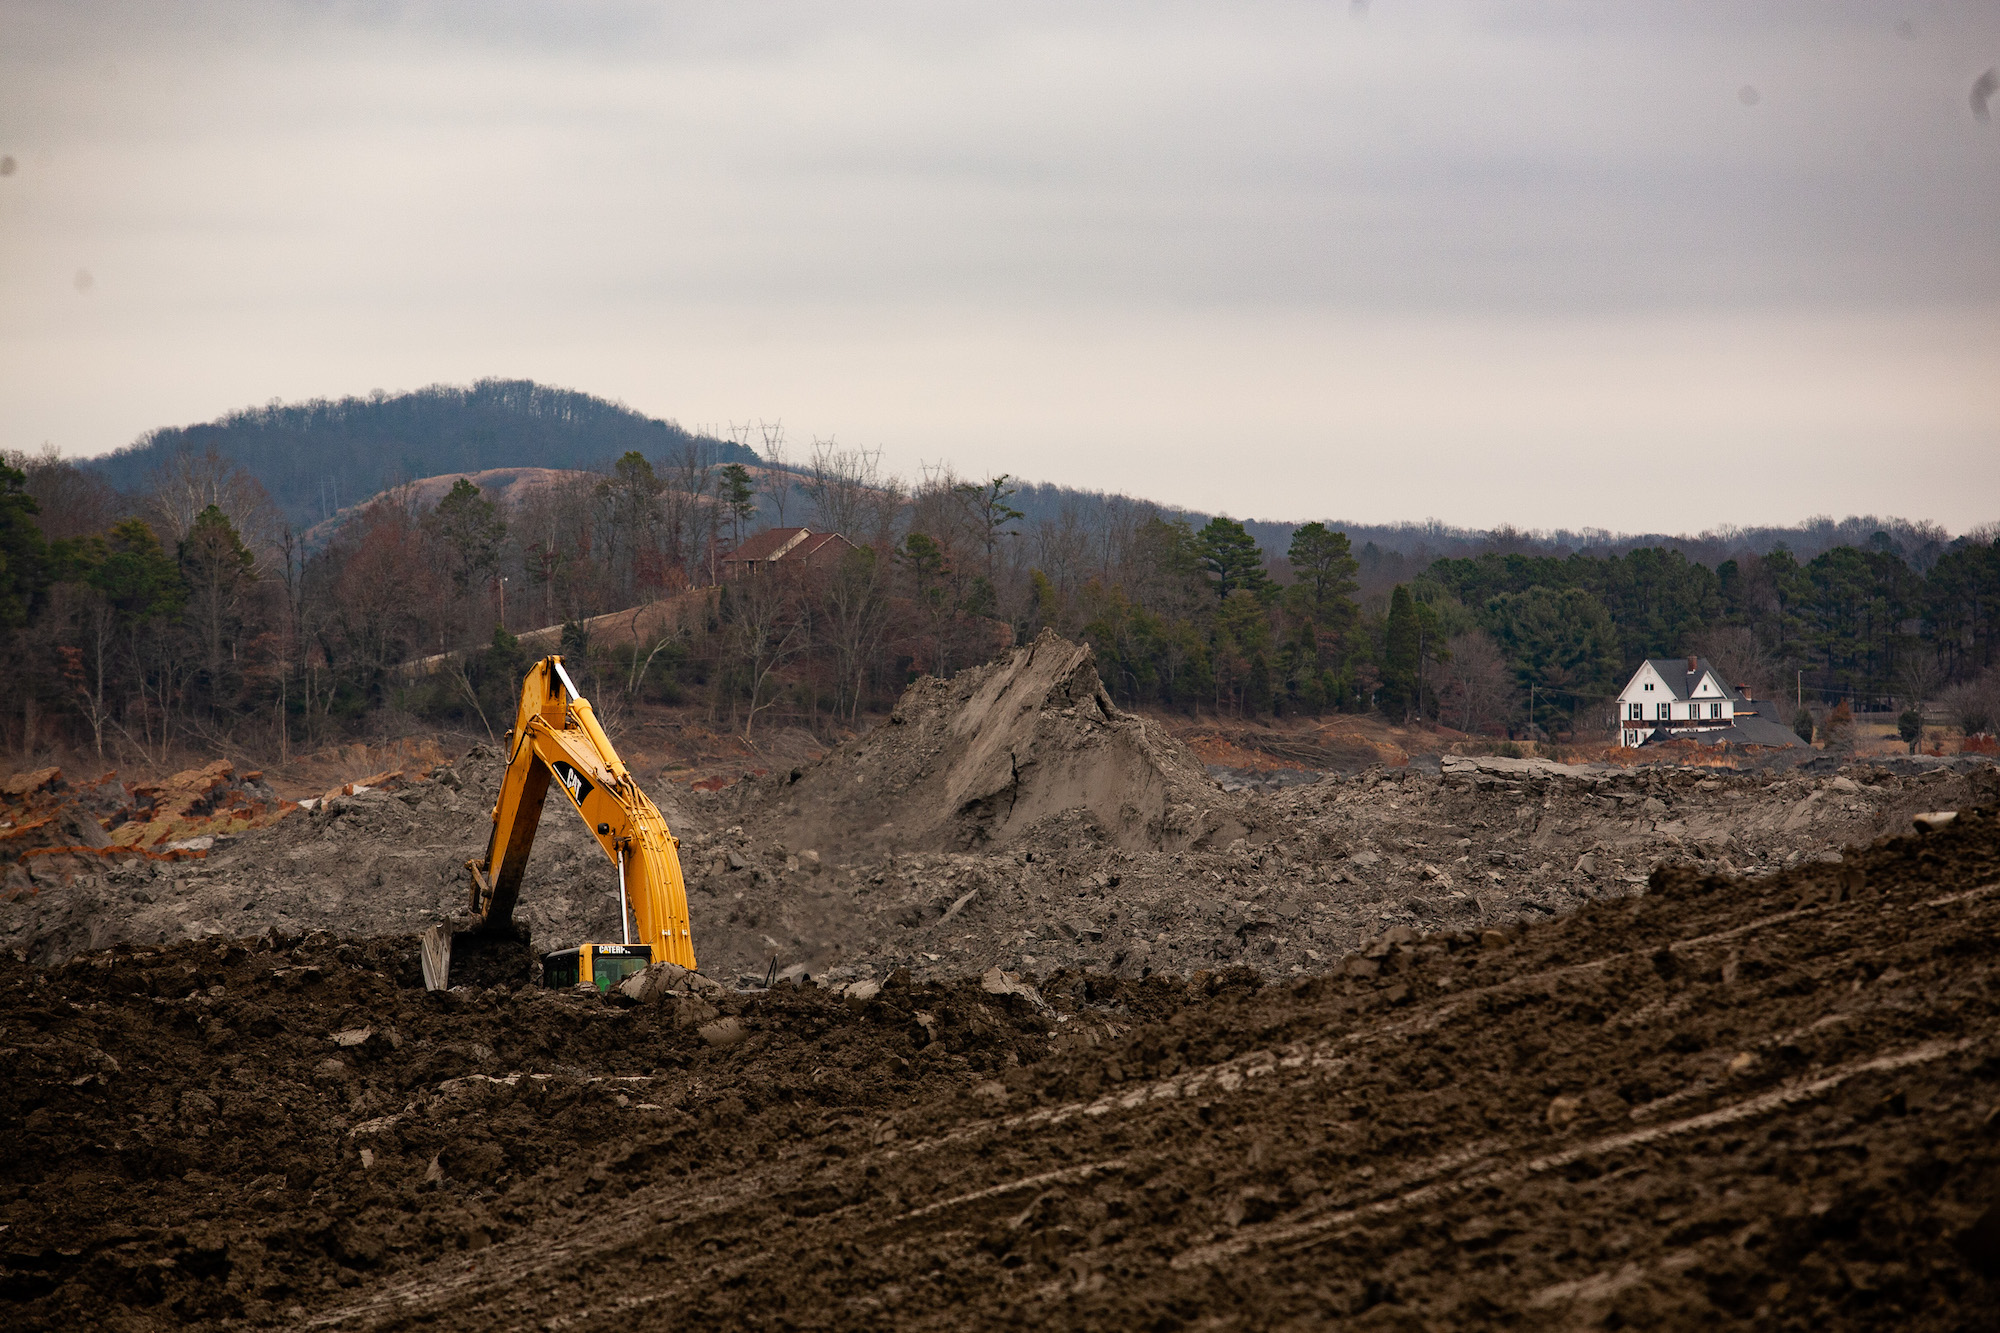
<box><xmin>7</xmin><ymin>429</ymin><xmax>2000</xmax><ymax>769</ymax></box>
<box><xmin>1003</xmin><ymin>479</ymin><xmax>1971</xmax><ymax>607</ymax></box>
<box><xmin>3</xmin><ymin>439</ymin><xmax>1048</xmax><ymax>758</ymax></box>
<box><xmin>1409</xmin><ymin>540</ymin><xmax>2000</xmax><ymax>738</ymax></box>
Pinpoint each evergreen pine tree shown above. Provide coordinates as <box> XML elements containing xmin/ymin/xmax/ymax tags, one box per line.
<box><xmin>1196</xmin><ymin>517</ymin><xmax>1275</xmax><ymax>601</ymax></box>
<box><xmin>0</xmin><ymin>463</ymin><xmax>47</xmax><ymax>627</ymax></box>
<box><xmin>1382</xmin><ymin>584</ymin><xmax>1419</xmax><ymax>719</ymax></box>
<box><xmin>1284</xmin><ymin>521</ymin><xmax>1359</xmax><ymax>631</ymax></box>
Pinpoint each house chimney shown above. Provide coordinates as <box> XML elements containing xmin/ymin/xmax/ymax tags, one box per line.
<box><xmin>1687</xmin><ymin>655</ymin><xmax>1698</xmax><ymax>672</ymax></box>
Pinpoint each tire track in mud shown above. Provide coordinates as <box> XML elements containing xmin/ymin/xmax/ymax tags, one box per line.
<box><xmin>302</xmin><ymin>1157</ymin><xmax>803</xmax><ymax>1330</ymax></box>
<box><xmin>1171</xmin><ymin>1035</ymin><xmax>1981</xmax><ymax>1269</ymax></box>
<box><xmin>300</xmin><ymin>870</ymin><xmax>2000</xmax><ymax>1330</ymax></box>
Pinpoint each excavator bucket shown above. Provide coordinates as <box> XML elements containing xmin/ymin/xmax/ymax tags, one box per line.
<box><xmin>420</xmin><ymin>924</ymin><xmax>451</xmax><ymax>991</ymax></box>
<box><xmin>421</xmin><ymin>919</ymin><xmax>534</xmax><ymax>991</ymax></box>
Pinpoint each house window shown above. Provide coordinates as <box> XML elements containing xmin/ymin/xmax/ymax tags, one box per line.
<box><xmin>1644</xmin><ymin>683</ymin><xmax>1654</xmax><ymax>691</ymax></box>
<box><xmin>1625</xmin><ymin>731</ymin><xmax>1637</xmax><ymax>747</ymax></box>
<box><xmin>1710</xmin><ymin>702</ymin><xmax>1721</xmax><ymax>718</ymax></box>
<box><xmin>1658</xmin><ymin>703</ymin><xmax>1670</xmax><ymax>720</ymax></box>
<box><xmin>1629</xmin><ymin>703</ymin><xmax>1643</xmax><ymax>719</ymax></box>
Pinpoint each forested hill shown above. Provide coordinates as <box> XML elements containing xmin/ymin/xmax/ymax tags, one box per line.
<box><xmin>83</xmin><ymin>380</ymin><xmax>757</xmax><ymax>529</ymax></box>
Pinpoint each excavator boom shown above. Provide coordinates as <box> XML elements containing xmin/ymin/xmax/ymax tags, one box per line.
<box><xmin>454</xmin><ymin>656</ymin><xmax>695</xmax><ymax>988</ymax></box>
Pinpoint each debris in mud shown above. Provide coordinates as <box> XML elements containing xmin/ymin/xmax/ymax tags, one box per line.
<box><xmin>4</xmin><ymin>799</ymin><xmax>1998</xmax><ymax>1330</ymax></box>
<box><xmin>298</xmin><ymin>764</ymin><xmax>435</xmax><ymax>811</ymax></box>
<box><xmin>1</xmin><ymin>762</ymin><xmax>294</xmax><ymax>894</ymax></box>
<box><xmin>1206</xmin><ymin>764</ymin><xmax>1322</xmax><ymax>794</ymax></box>
<box><xmin>5</xmin><ymin>636</ymin><xmax>1999</xmax><ymax>998</ymax></box>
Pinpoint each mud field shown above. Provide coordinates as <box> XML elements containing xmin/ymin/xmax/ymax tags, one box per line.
<box><xmin>5</xmin><ymin>635</ymin><xmax>2000</xmax><ymax>1329</ymax></box>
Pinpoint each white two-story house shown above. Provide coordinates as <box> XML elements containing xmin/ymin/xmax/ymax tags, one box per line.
<box><xmin>1617</xmin><ymin>656</ymin><xmax>1738</xmax><ymax>748</ymax></box>
<box><xmin>1615</xmin><ymin>656</ymin><xmax>1804</xmax><ymax>749</ymax></box>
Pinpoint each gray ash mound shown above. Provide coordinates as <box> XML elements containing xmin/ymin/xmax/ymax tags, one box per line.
<box><xmin>751</xmin><ymin>630</ymin><xmax>1238</xmax><ymax>859</ymax></box>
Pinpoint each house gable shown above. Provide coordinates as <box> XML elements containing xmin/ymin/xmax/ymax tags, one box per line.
<box><xmin>1618</xmin><ymin>661</ymin><xmax>1669</xmax><ymax>704</ymax></box>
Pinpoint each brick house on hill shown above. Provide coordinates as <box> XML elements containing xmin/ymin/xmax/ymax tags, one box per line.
<box><xmin>1615</xmin><ymin>656</ymin><xmax>1805</xmax><ymax>750</ymax></box>
<box><xmin>719</xmin><ymin>527</ymin><xmax>857</xmax><ymax>578</ymax></box>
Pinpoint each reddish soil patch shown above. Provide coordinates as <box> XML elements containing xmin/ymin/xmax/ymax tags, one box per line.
<box><xmin>1161</xmin><ymin>712</ymin><xmax>1437</xmax><ymax>773</ymax></box>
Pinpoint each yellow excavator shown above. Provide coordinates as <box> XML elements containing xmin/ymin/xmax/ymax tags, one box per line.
<box><xmin>421</xmin><ymin>655</ymin><xmax>697</xmax><ymax>993</ymax></box>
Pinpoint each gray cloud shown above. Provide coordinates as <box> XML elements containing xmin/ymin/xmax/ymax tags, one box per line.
<box><xmin>1</xmin><ymin>0</ymin><xmax>1994</xmax><ymax>530</ymax></box>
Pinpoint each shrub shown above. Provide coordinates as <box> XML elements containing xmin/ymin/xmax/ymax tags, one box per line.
<box><xmin>1897</xmin><ymin>709</ymin><xmax>1923</xmax><ymax>745</ymax></box>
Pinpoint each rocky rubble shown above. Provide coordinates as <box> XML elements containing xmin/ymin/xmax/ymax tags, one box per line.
<box><xmin>5</xmin><ymin>637</ymin><xmax>1996</xmax><ymax>993</ymax></box>
<box><xmin>682</xmin><ymin>748</ymin><xmax>1997</xmax><ymax>986</ymax></box>
<box><xmin>1</xmin><ymin>762</ymin><xmax>291</xmax><ymax>894</ymax></box>
<box><xmin>0</xmin><ymin>754</ymin><xmax>624</xmax><ymax>968</ymax></box>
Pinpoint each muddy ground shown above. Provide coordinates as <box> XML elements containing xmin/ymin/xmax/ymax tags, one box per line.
<box><xmin>5</xmin><ymin>634</ymin><xmax>2000</xmax><ymax>1328</ymax></box>
<box><xmin>4</xmin><ymin>799</ymin><xmax>1998</xmax><ymax>1329</ymax></box>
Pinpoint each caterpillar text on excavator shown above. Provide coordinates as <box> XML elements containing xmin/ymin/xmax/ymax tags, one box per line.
<box><xmin>419</xmin><ymin>655</ymin><xmax>696</xmax><ymax>993</ymax></box>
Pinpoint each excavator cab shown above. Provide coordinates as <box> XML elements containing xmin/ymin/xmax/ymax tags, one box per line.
<box><xmin>422</xmin><ymin>655</ymin><xmax>697</xmax><ymax>992</ymax></box>
<box><xmin>541</xmin><ymin>943</ymin><xmax>652</xmax><ymax>993</ymax></box>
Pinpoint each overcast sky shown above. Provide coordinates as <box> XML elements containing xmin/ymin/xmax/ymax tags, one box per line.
<box><xmin>2</xmin><ymin>1</ymin><xmax>1995</xmax><ymax>533</ymax></box>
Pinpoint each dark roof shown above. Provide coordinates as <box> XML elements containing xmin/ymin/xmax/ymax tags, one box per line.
<box><xmin>1637</xmin><ymin>706</ymin><xmax>1807</xmax><ymax>749</ymax></box>
<box><xmin>1634</xmin><ymin>657</ymin><xmax>1746</xmax><ymax>704</ymax></box>
<box><xmin>723</xmin><ymin>527</ymin><xmax>812</xmax><ymax>562</ymax></box>
<box><xmin>787</xmin><ymin>532</ymin><xmax>854</xmax><ymax>562</ymax></box>
<box><xmin>721</xmin><ymin>527</ymin><xmax>858</xmax><ymax>567</ymax></box>
<box><xmin>1724</xmin><ymin>700</ymin><xmax>1809</xmax><ymax>747</ymax></box>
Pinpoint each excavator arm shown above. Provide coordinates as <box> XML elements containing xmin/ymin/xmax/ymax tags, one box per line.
<box><xmin>465</xmin><ymin>655</ymin><xmax>696</xmax><ymax>974</ymax></box>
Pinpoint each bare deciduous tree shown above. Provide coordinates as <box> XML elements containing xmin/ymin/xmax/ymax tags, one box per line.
<box><xmin>1031</xmin><ymin>499</ymin><xmax>1092</xmax><ymax>632</ymax></box>
<box><xmin>801</xmin><ymin>440</ymin><xmax>886</xmax><ymax>539</ymax></box>
<box><xmin>1435</xmin><ymin>630</ymin><xmax>1515</xmax><ymax>734</ymax></box>
<box><xmin>52</xmin><ymin>584</ymin><xmax>115</xmax><ymax>756</ymax></box>
<box><xmin>730</xmin><ymin>420</ymin><xmax>794</xmax><ymax>527</ymax></box>
<box><xmin>1897</xmin><ymin>646</ymin><xmax>1944</xmax><ymax>716</ymax></box>
<box><xmin>9</xmin><ymin>444</ymin><xmax>119</xmax><ymax>540</ymax></box>
<box><xmin>1690</xmin><ymin>625</ymin><xmax>1779</xmax><ymax>701</ymax></box>
<box><xmin>1942</xmin><ymin>667</ymin><xmax>2000</xmax><ymax>737</ymax></box>
<box><xmin>730</xmin><ymin>572</ymin><xmax>809</xmax><ymax>739</ymax></box>
<box><xmin>816</xmin><ymin>548</ymin><xmax>893</xmax><ymax>723</ymax></box>
<box><xmin>145</xmin><ymin>445</ymin><xmax>280</xmax><ymax>553</ymax></box>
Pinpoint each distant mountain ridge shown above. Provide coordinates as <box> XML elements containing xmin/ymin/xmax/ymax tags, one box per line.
<box><xmin>82</xmin><ymin>379</ymin><xmax>757</xmax><ymax>529</ymax></box>
<box><xmin>77</xmin><ymin>379</ymin><xmax>1985</xmax><ymax>572</ymax></box>
<box><xmin>999</xmin><ymin>481</ymin><xmax>1981</xmax><ymax>584</ymax></box>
